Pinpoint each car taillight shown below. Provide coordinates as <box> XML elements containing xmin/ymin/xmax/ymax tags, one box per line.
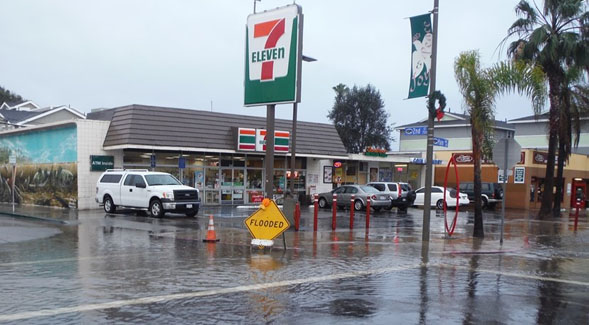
<box><xmin>371</xmin><ymin>195</ymin><xmax>377</xmax><ymax>200</ymax></box>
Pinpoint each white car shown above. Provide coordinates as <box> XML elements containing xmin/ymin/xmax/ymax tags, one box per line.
<box><xmin>413</xmin><ymin>186</ymin><xmax>470</xmax><ymax>209</ymax></box>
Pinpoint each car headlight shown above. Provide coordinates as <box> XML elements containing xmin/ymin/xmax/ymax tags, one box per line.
<box><xmin>163</xmin><ymin>191</ymin><xmax>174</xmax><ymax>200</ymax></box>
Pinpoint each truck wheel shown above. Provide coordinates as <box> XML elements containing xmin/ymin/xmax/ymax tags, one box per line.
<box><xmin>186</xmin><ymin>207</ymin><xmax>198</xmax><ymax>218</ymax></box>
<box><xmin>150</xmin><ymin>199</ymin><xmax>164</xmax><ymax>218</ymax></box>
<box><xmin>104</xmin><ymin>195</ymin><xmax>116</xmax><ymax>213</ymax></box>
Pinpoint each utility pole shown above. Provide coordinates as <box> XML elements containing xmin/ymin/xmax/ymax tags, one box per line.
<box><xmin>421</xmin><ymin>0</ymin><xmax>439</xmax><ymax>263</ymax></box>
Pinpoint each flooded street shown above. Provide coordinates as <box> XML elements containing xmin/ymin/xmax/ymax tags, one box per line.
<box><xmin>0</xmin><ymin>206</ymin><xmax>588</xmax><ymax>324</ymax></box>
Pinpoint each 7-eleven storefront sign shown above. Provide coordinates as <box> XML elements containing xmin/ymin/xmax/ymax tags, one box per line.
<box><xmin>244</xmin><ymin>4</ymin><xmax>302</xmax><ymax>106</ymax></box>
<box><xmin>237</xmin><ymin>128</ymin><xmax>289</xmax><ymax>153</ymax></box>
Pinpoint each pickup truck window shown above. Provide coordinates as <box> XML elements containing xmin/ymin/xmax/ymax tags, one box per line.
<box><xmin>145</xmin><ymin>174</ymin><xmax>182</xmax><ymax>186</ymax></box>
<box><xmin>100</xmin><ymin>174</ymin><xmax>122</xmax><ymax>183</ymax></box>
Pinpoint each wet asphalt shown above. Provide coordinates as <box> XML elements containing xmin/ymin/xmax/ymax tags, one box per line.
<box><xmin>0</xmin><ymin>204</ymin><xmax>587</xmax><ymax>324</ymax></box>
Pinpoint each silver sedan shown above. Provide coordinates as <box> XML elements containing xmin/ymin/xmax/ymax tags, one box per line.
<box><xmin>317</xmin><ymin>185</ymin><xmax>392</xmax><ymax>211</ymax></box>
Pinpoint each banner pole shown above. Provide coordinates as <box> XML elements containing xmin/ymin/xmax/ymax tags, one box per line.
<box><xmin>421</xmin><ymin>0</ymin><xmax>439</xmax><ymax>263</ymax></box>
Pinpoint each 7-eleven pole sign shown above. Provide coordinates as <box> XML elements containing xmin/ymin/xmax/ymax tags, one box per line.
<box><xmin>245</xmin><ymin>4</ymin><xmax>303</xmax><ymax>107</ymax></box>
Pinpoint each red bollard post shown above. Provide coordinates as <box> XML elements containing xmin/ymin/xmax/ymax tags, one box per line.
<box><xmin>365</xmin><ymin>195</ymin><xmax>371</xmax><ymax>229</ymax></box>
<box><xmin>574</xmin><ymin>201</ymin><xmax>580</xmax><ymax>231</ymax></box>
<box><xmin>313</xmin><ymin>194</ymin><xmax>318</xmax><ymax>232</ymax></box>
<box><xmin>332</xmin><ymin>193</ymin><xmax>337</xmax><ymax>231</ymax></box>
<box><xmin>294</xmin><ymin>202</ymin><xmax>300</xmax><ymax>231</ymax></box>
<box><xmin>350</xmin><ymin>194</ymin><xmax>355</xmax><ymax>229</ymax></box>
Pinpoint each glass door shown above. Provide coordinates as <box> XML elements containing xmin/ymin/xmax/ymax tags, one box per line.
<box><xmin>220</xmin><ymin>168</ymin><xmax>233</xmax><ymax>204</ymax></box>
<box><xmin>205</xmin><ymin>168</ymin><xmax>220</xmax><ymax>205</ymax></box>
<box><xmin>233</xmin><ymin>169</ymin><xmax>245</xmax><ymax>205</ymax></box>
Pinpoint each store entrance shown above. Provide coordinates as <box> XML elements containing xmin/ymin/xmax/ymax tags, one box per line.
<box><xmin>220</xmin><ymin>168</ymin><xmax>245</xmax><ymax>205</ymax></box>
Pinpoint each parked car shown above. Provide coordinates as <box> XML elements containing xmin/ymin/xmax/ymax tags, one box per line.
<box><xmin>413</xmin><ymin>186</ymin><xmax>470</xmax><ymax>209</ymax></box>
<box><xmin>366</xmin><ymin>182</ymin><xmax>416</xmax><ymax>211</ymax></box>
<box><xmin>317</xmin><ymin>185</ymin><xmax>391</xmax><ymax>211</ymax></box>
<box><xmin>458</xmin><ymin>182</ymin><xmax>503</xmax><ymax>209</ymax></box>
<box><xmin>96</xmin><ymin>169</ymin><xmax>200</xmax><ymax>217</ymax></box>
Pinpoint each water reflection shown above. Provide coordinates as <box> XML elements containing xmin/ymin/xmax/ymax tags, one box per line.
<box><xmin>329</xmin><ymin>298</ymin><xmax>375</xmax><ymax>317</ymax></box>
<box><xmin>462</xmin><ymin>238</ymin><xmax>481</xmax><ymax>324</ymax></box>
<box><xmin>536</xmin><ymin>221</ymin><xmax>563</xmax><ymax>324</ymax></box>
<box><xmin>419</xmin><ymin>265</ymin><xmax>428</xmax><ymax>324</ymax></box>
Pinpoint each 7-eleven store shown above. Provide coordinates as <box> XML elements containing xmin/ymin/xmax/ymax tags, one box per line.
<box><xmin>91</xmin><ymin>104</ymin><xmax>351</xmax><ymax>207</ymax></box>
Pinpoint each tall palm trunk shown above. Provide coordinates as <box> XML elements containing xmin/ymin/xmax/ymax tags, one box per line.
<box><xmin>553</xmin><ymin>138</ymin><xmax>566</xmax><ymax>216</ymax></box>
<box><xmin>539</xmin><ymin>72</ymin><xmax>562</xmax><ymax>218</ymax></box>
<box><xmin>471</xmin><ymin>123</ymin><xmax>484</xmax><ymax>238</ymax></box>
<box><xmin>553</xmin><ymin>90</ymin><xmax>571</xmax><ymax>217</ymax></box>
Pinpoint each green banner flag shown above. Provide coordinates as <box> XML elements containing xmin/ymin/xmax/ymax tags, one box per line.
<box><xmin>408</xmin><ymin>13</ymin><xmax>432</xmax><ymax>99</ymax></box>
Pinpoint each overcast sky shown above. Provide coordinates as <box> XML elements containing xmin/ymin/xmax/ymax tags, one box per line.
<box><xmin>1</xmin><ymin>1</ymin><xmax>537</xmax><ymax>149</ymax></box>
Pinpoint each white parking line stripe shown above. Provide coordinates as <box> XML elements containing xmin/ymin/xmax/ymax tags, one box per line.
<box><xmin>0</xmin><ymin>263</ymin><xmax>421</xmax><ymax>322</ymax></box>
<box><xmin>0</xmin><ymin>254</ymin><xmax>145</xmax><ymax>267</ymax></box>
<box><xmin>438</xmin><ymin>263</ymin><xmax>589</xmax><ymax>287</ymax></box>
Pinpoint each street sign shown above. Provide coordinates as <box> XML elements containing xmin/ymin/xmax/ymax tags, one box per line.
<box><xmin>244</xmin><ymin>4</ymin><xmax>303</xmax><ymax>106</ymax></box>
<box><xmin>433</xmin><ymin>137</ymin><xmax>448</xmax><ymax>147</ymax></box>
<box><xmin>404</xmin><ymin>126</ymin><xmax>427</xmax><ymax>136</ymax></box>
<box><xmin>178</xmin><ymin>157</ymin><xmax>185</xmax><ymax>169</ymax></box>
<box><xmin>514</xmin><ymin>166</ymin><xmax>525</xmax><ymax>184</ymax></box>
<box><xmin>150</xmin><ymin>155</ymin><xmax>156</xmax><ymax>168</ymax></box>
<box><xmin>492</xmin><ymin>138</ymin><xmax>521</xmax><ymax>170</ymax></box>
<box><xmin>244</xmin><ymin>199</ymin><xmax>290</xmax><ymax>240</ymax></box>
<box><xmin>9</xmin><ymin>154</ymin><xmax>16</xmax><ymax>164</ymax></box>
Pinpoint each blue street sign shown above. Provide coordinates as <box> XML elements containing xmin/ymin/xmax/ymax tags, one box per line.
<box><xmin>178</xmin><ymin>157</ymin><xmax>186</xmax><ymax>169</ymax></box>
<box><xmin>410</xmin><ymin>158</ymin><xmax>443</xmax><ymax>165</ymax></box>
<box><xmin>433</xmin><ymin>137</ymin><xmax>448</xmax><ymax>147</ymax></box>
<box><xmin>404</xmin><ymin>126</ymin><xmax>428</xmax><ymax>136</ymax></box>
<box><xmin>150</xmin><ymin>155</ymin><xmax>156</xmax><ymax>168</ymax></box>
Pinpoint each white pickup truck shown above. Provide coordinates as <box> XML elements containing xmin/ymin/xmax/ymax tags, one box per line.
<box><xmin>95</xmin><ymin>169</ymin><xmax>200</xmax><ymax>217</ymax></box>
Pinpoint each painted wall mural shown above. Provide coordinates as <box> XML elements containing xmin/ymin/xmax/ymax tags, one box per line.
<box><xmin>0</xmin><ymin>125</ymin><xmax>78</xmax><ymax>208</ymax></box>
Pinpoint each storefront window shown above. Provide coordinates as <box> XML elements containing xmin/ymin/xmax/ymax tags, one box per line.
<box><xmin>274</xmin><ymin>170</ymin><xmax>286</xmax><ymax>195</ymax></box>
<box><xmin>247</xmin><ymin>155</ymin><xmax>264</xmax><ymax>168</ymax></box>
<box><xmin>205</xmin><ymin>155</ymin><xmax>219</xmax><ymax>167</ymax></box>
<box><xmin>205</xmin><ymin>168</ymin><xmax>219</xmax><ymax>189</ymax></box>
<box><xmin>379</xmin><ymin>168</ymin><xmax>393</xmax><ymax>182</ymax></box>
<box><xmin>247</xmin><ymin>169</ymin><xmax>263</xmax><ymax>189</ymax></box>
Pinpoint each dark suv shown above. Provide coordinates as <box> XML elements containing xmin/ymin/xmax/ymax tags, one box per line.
<box><xmin>458</xmin><ymin>182</ymin><xmax>503</xmax><ymax>209</ymax></box>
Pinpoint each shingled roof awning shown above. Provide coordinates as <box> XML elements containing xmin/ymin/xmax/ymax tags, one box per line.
<box><xmin>101</xmin><ymin>104</ymin><xmax>348</xmax><ymax>158</ymax></box>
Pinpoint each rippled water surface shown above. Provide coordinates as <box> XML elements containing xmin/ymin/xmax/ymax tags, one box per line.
<box><xmin>0</xmin><ymin>207</ymin><xmax>588</xmax><ymax>324</ymax></box>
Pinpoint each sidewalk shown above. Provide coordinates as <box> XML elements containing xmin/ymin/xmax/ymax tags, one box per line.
<box><xmin>0</xmin><ymin>203</ymin><xmax>78</xmax><ymax>224</ymax></box>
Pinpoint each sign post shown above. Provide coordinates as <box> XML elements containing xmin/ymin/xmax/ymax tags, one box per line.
<box><xmin>245</xmin><ymin>5</ymin><xmax>303</xmax><ymax>246</ymax></box>
<box><xmin>492</xmin><ymin>135</ymin><xmax>521</xmax><ymax>244</ymax></box>
<box><xmin>9</xmin><ymin>153</ymin><xmax>16</xmax><ymax>212</ymax></box>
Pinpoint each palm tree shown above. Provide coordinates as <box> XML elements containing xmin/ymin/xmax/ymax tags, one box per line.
<box><xmin>455</xmin><ymin>50</ymin><xmax>546</xmax><ymax>238</ymax></box>
<box><xmin>503</xmin><ymin>0</ymin><xmax>588</xmax><ymax>218</ymax></box>
<box><xmin>554</xmin><ymin>75</ymin><xmax>589</xmax><ymax>215</ymax></box>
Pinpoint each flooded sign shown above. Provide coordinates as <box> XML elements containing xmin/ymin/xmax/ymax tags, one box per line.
<box><xmin>245</xmin><ymin>199</ymin><xmax>290</xmax><ymax>241</ymax></box>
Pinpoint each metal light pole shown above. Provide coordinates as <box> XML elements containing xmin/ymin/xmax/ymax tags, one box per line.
<box><xmin>265</xmin><ymin>104</ymin><xmax>276</xmax><ymax>199</ymax></box>
<box><xmin>288</xmin><ymin>55</ymin><xmax>317</xmax><ymax>199</ymax></box>
<box><xmin>421</xmin><ymin>0</ymin><xmax>439</xmax><ymax>263</ymax></box>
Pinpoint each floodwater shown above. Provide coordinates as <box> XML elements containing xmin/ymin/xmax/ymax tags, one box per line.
<box><xmin>0</xmin><ymin>205</ymin><xmax>587</xmax><ymax>324</ymax></box>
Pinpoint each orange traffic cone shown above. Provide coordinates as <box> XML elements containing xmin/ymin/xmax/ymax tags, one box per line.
<box><xmin>203</xmin><ymin>215</ymin><xmax>220</xmax><ymax>243</ymax></box>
